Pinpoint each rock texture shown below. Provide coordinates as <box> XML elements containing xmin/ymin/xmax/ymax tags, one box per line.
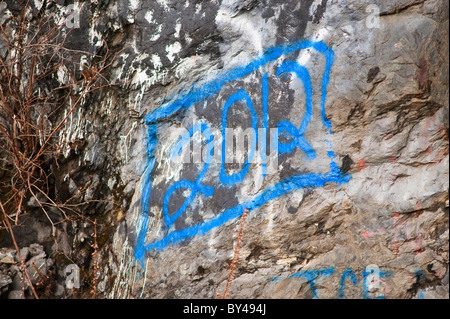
<box><xmin>0</xmin><ymin>0</ymin><xmax>448</xmax><ymax>299</ymax></box>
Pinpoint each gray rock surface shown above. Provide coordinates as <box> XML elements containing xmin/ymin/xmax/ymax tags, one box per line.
<box><xmin>0</xmin><ymin>243</ymin><xmax>57</xmax><ymax>298</ymax></box>
<box><xmin>0</xmin><ymin>0</ymin><xmax>448</xmax><ymax>299</ymax></box>
<box><xmin>0</xmin><ymin>273</ymin><xmax>11</xmax><ymax>288</ymax></box>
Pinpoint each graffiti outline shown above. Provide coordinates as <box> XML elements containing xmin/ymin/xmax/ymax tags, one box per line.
<box><xmin>135</xmin><ymin>40</ymin><xmax>351</xmax><ymax>260</ymax></box>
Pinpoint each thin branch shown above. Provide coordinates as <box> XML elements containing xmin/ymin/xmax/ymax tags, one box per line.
<box><xmin>0</xmin><ymin>200</ymin><xmax>39</xmax><ymax>299</ymax></box>
<box><xmin>216</xmin><ymin>208</ymin><xmax>248</xmax><ymax>299</ymax></box>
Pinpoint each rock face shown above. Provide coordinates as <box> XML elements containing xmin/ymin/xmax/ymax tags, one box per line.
<box><xmin>0</xmin><ymin>0</ymin><xmax>448</xmax><ymax>299</ymax></box>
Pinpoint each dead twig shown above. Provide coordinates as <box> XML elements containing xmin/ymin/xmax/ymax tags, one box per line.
<box><xmin>216</xmin><ymin>208</ymin><xmax>248</xmax><ymax>299</ymax></box>
<box><xmin>0</xmin><ymin>200</ymin><xmax>39</xmax><ymax>299</ymax></box>
<box><xmin>90</xmin><ymin>218</ymin><xmax>99</xmax><ymax>299</ymax></box>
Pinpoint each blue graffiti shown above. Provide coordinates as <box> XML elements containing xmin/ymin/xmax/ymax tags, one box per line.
<box><xmin>135</xmin><ymin>40</ymin><xmax>351</xmax><ymax>261</ymax></box>
<box><xmin>220</xmin><ymin>89</ymin><xmax>258</xmax><ymax>186</ymax></box>
<box><xmin>273</xmin><ymin>266</ymin><xmax>393</xmax><ymax>299</ymax></box>
<box><xmin>276</xmin><ymin>61</ymin><xmax>315</xmax><ymax>158</ymax></box>
<box><xmin>417</xmin><ymin>289</ymin><xmax>426</xmax><ymax>299</ymax></box>
<box><xmin>413</xmin><ymin>270</ymin><xmax>426</xmax><ymax>299</ymax></box>
<box><xmin>163</xmin><ymin>123</ymin><xmax>215</xmax><ymax>228</ymax></box>
<box><xmin>338</xmin><ymin>268</ymin><xmax>358</xmax><ymax>299</ymax></box>
<box><xmin>289</xmin><ymin>267</ymin><xmax>335</xmax><ymax>299</ymax></box>
<box><xmin>144</xmin><ymin>41</ymin><xmax>334</xmax><ymax>126</ymax></box>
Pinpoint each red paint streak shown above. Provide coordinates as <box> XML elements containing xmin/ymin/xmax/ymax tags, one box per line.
<box><xmin>392</xmin><ymin>213</ymin><xmax>402</xmax><ymax>256</ymax></box>
<box><xmin>421</xmin><ymin>116</ymin><xmax>433</xmax><ymax>140</ymax></box>
<box><xmin>413</xmin><ymin>236</ymin><xmax>423</xmax><ymax>254</ymax></box>
<box><xmin>384</xmin><ymin>281</ymin><xmax>390</xmax><ymax>298</ymax></box>
<box><xmin>389</xmin><ymin>156</ymin><xmax>397</xmax><ymax>162</ymax></box>
<box><xmin>415</xmin><ymin>203</ymin><xmax>421</xmax><ymax>211</ymax></box>
<box><xmin>358</xmin><ymin>159</ymin><xmax>366</xmax><ymax>171</ymax></box>
<box><xmin>413</xmin><ymin>245</ymin><xmax>424</xmax><ymax>254</ymax></box>
<box><xmin>362</xmin><ymin>231</ymin><xmax>370</xmax><ymax>238</ymax></box>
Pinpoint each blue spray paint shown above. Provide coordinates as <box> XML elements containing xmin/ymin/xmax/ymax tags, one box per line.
<box><xmin>135</xmin><ymin>40</ymin><xmax>351</xmax><ymax>260</ymax></box>
<box><xmin>272</xmin><ymin>266</ymin><xmax>394</xmax><ymax>299</ymax></box>
<box><xmin>413</xmin><ymin>270</ymin><xmax>426</xmax><ymax>299</ymax></box>
<box><xmin>288</xmin><ymin>267</ymin><xmax>335</xmax><ymax>299</ymax></box>
<box><xmin>144</xmin><ymin>40</ymin><xmax>334</xmax><ymax>126</ymax></box>
<box><xmin>135</xmin><ymin>124</ymin><xmax>158</xmax><ymax>263</ymax></box>
<box><xmin>416</xmin><ymin>289</ymin><xmax>426</xmax><ymax>299</ymax></box>
<box><xmin>276</xmin><ymin>61</ymin><xmax>316</xmax><ymax>159</ymax></box>
<box><xmin>144</xmin><ymin>170</ymin><xmax>350</xmax><ymax>251</ymax></box>
<box><xmin>163</xmin><ymin>123</ymin><xmax>214</xmax><ymax>228</ymax></box>
<box><xmin>338</xmin><ymin>268</ymin><xmax>358</xmax><ymax>299</ymax></box>
<box><xmin>220</xmin><ymin>89</ymin><xmax>258</xmax><ymax>185</ymax></box>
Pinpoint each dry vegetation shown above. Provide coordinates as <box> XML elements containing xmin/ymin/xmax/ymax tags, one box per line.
<box><xmin>0</xmin><ymin>1</ymin><xmax>117</xmax><ymax>298</ymax></box>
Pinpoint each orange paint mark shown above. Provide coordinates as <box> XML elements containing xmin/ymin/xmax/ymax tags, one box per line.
<box><xmin>358</xmin><ymin>159</ymin><xmax>366</xmax><ymax>171</ymax></box>
<box><xmin>415</xmin><ymin>203</ymin><xmax>421</xmax><ymax>210</ymax></box>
